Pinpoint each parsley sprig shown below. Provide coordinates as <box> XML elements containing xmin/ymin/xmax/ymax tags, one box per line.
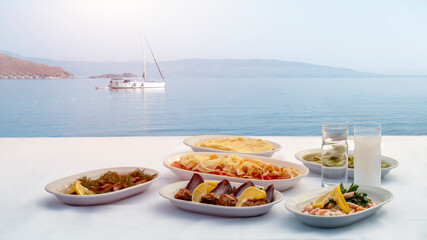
<box><xmin>340</xmin><ymin>183</ymin><xmax>372</xmax><ymax>207</ymax></box>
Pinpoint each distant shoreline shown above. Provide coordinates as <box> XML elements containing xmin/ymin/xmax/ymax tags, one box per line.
<box><xmin>1</xmin><ymin>75</ymin><xmax>426</xmax><ymax>81</ymax></box>
<box><xmin>1</xmin><ymin>51</ymin><xmax>426</xmax><ymax>79</ymax></box>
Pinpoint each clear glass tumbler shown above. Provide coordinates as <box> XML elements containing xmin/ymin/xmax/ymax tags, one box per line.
<box><xmin>321</xmin><ymin>119</ymin><xmax>349</xmax><ymax>187</ymax></box>
<box><xmin>354</xmin><ymin>122</ymin><xmax>382</xmax><ymax>187</ymax></box>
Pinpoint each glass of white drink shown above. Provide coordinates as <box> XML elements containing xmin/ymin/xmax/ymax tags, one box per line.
<box><xmin>354</xmin><ymin>122</ymin><xmax>382</xmax><ymax>187</ymax></box>
<box><xmin>321</xmin><ymin>119</ymin><xmax>349</xmax><ymax>187</ymax></box>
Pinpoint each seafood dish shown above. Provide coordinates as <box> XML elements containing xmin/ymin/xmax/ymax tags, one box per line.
<box><xmin>171</xmin><ymin>154</ymin><xmax>300</xmax><ymax>180</ymax></box>
<box><xmin>159</xmin><ymin>174</ymin><xmax>284</xmax><ymax>217</ymax></box>
<box><xmin>183</xmin><ymin>135</ymin><xmax>281</xmax><ymax>157</ymax></box>
<box><xmin>294</xmin><ymin>148</ymin><xmax>399</xmax><ymax>178</ymax></box>
<box><xmin>174</xmin><ymin>173</ymin><xmax>274</xmax><ymax>207</ymax></box>
<box><xmin>45</xmin><ymin>167</ymin><xmax>160</xmax><ymax>205</ymax></box>
<box><xmin>285</xmin><ymin>184</ymin><xmax>393</xmax><ymax>228</ymax></box>
<box><xmin>301</xmin><ymin>184</ymin><xmax>377</xmax><ymax>216</ymax></box>
<box><xmin>164</xmin><ymin>152</ymin><xmax>309</xmax><ymax>191</ymax></box>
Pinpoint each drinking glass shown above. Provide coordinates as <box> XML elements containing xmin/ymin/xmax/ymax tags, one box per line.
<box><xmin>321</xmin><ymin>119</ymin><xmax>349</xmax><ymax>187</ymax></box>
<box><xmin>354</xmin><ymin>122</ymin><xmax>381</xmax><ymax>187</ymax></box>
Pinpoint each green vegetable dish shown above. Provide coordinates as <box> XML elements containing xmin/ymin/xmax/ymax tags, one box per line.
<box><xmin>302</xmin><ymin>153</ymin><xmax>391</xmax><ymax>168</ymax></box>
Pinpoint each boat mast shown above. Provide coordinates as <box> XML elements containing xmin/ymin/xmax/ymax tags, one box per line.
<box><xmin>144</xmin><ymin>34</ymin><xmax>166</xmax><ymax>83</ymax></box>
<box><xmin>142</xmin><ymin>30</ymin><xmax>147</xmax><ymax>82</ymax></box>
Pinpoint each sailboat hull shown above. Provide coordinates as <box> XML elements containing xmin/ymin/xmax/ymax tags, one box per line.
<box><xmin>108</xmin><ymin>81</ymin><xmax>143</xmax><ymax>89</ymax></box>
<box><xmin>108</xmin><ymin>80</ymin><xmax>165</xmax><ymax>89</ymax></box>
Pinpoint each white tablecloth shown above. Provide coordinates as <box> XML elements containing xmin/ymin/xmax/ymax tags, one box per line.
<box><xmin>1</xmin><ymin>136</ymin><xmax>426</xmax><ymax>239</ymax></box>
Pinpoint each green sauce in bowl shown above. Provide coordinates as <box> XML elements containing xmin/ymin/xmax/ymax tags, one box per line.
<box><xmin>303</xmin><ymin>153</ymin><xmax>391</xmax><ymax>168</ymax></box>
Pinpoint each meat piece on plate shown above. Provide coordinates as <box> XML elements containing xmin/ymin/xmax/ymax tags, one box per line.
<box><xmin>201</xmin><ymin>192</ymin><xmax>219</xmax><ymax>204</ymax></box>
<box><xmin>174</xmin><ymin>189</ymin><xmax>192</xmax><ymax>201</ymax></box>
<box><xmin>242</xmin><ymin>198</ymin><xmax>268</xmax><ymax>207</ymax></box>
<box><xmin>218</xmin><ymin>194</ymin><xmax>238</xmax><ymax>206</ymax></box>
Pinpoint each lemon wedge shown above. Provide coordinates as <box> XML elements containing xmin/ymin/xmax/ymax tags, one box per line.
<box><xmin>74</xmin><ymin>181</ymin><xmax>96</xmax><ymax>195</ymax></box>
<box><xmin>332</xmin><ymin>185</ymin><xmax>350</xmax><ymax>214</ymax></box>
<box><xmin>62</xmin><ymin>183</ymin><xmax>76</xmax><ymax>194</ymax></box>
<box><xmin>312</xmin><ymin>190</ymin><xmax>333</xmax><ymax>208</ymax></box>
<box><xmin>191</xmin><ymin>182</ymin><xmax>218</xmax><ymax>202</ymax></box>
<box><xmin>236</xmin><ymin>186</ymin><xmax>267</xmax><ymax>207</ymax></box>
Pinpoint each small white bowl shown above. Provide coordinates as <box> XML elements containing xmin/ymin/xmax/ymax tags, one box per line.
<box><xmin>183</xmin><ymin>135</ymin><xmax>281</xmax><ymax>157</ymax></box>
<box><xmin>164</xmin><ymin>152</ymin><xmax>308</xmax><ymax>192</ymax></box>
<box><xmin>159</xmin><ymin>180</ymin><xmax>283</xmax><ymax>217</ymax></box>
<box><xmin>45</xmin><ymin>167</ymin><xmax>160</xmax><ymax>206</ymax></box>
<box><xmin>294</xmin><ymin>148</ymin><xmax>399</xmax><ymax>178</ymax></box>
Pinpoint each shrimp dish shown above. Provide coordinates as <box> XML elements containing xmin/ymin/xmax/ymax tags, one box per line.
<box><xmin>301</xmin><ymin>184</ymin><xmax>378</xmax><ymax>216</ymax></box>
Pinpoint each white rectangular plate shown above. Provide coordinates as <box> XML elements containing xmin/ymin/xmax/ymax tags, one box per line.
<box><xmin>183</xmin><ymin>135</ymin><xmax>281</xmax><ymax>157</ymax></box>
<box><xmin>285</xmin><ymin>184</ymin><xmax>393</xmax><ymax>228</ymax></box>
<box><xmin>164</xmin><ymin>152</ymin><xmax>309</xmax><ymax>191</ymax></box>
<box><xmin>159</xmin><ymin>180</ymin><xmax>283</xmax><ymax>217</ymax></box>
<box><xmin>45</xmin><ymin>167</ymin><xmax>160</xmax><ymax>206</ymax></box>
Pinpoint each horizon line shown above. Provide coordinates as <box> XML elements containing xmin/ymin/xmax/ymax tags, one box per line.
<box><xmin>1</xmin><ymin>50</ymin><xmax>427</xmax><ymax>77</ymax></box>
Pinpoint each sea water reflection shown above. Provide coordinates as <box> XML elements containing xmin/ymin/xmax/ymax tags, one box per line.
<box><xmin>0</xmin><ymin>77</ymin><xmax>426</xmax><ymax>137</ymax></box>
<box><xmin>107</xmin><ymin>87</ymin><xmax>166</xmax><ymax>136</ymax></box>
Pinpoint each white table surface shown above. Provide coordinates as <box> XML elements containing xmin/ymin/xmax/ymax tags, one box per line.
<box><xmin>1</xmin><ymin>136</ymin><xmax>426</xmax><ymax>239</ymax></box>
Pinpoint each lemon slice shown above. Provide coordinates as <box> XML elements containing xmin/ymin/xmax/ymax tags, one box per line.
<box><xmin>236</xmin><ymin>186</ymin><xmax>267</xmax><ymax>207</ymax></box>
<box><xmin>312</xmin><ymin>189</ymin><xmax>333</xmax><ymax>208</ymax></box>
<box><xmin>191</xmin><ymin>182</ymin><xmax>218</xmax><ymax>202</ymax></box>
<box><xmin>332</xmin><ymin>185</ymin><xmax>350</xmax><ymax>213</ymax></box>
<box><xmin>62</xmin><ymin>183</ymin><xmax>76</xmax><ymax>194</ymax></box>
<box><xmin>74</xmin><ymin>181</ymin><xmax>96</xmax><ymax>195</ymax></box>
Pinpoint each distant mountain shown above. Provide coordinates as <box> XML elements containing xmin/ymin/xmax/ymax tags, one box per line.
<box><xmin>0</xmin><ymin>53</ymin><xmax>74</xmax><ymax>79</ymax></box>
<box><xmin>157</xmin><ymin>59</ymin><xmax>382</xmax><ymax>78</ymax></box>
<box><xmin>0</xmin><ymin>51</ymin><xmax>381</xmax><ymax>78</ymax></box>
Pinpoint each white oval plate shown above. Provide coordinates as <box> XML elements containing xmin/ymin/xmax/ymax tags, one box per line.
<box><xmin>294</xmin><ymin>149</ymin><xmax>399</xmax><ymax>178</ymax></box>
<box><xmin>285</xmin><ymin>184</ymin><xmax>393</xmax><ymax>228</ymax></box>
<box><xmin>159</xmin><ymin>180</ymin><xmax>283</xmax><ymax>217</ymax></box>
<box><xmin>183</xmin><ymin>135</ymin><xmax>281</xmax><ymax>157</ymax></box>
<box><xmin>164</xmin><ymin>152</ymin><xmax>308</xmax><ymax>192</ymax></box>
<box><xmin>45</xmin><ymin>167</ymin><xmax>160</xmax><ymax>206</ymax></box>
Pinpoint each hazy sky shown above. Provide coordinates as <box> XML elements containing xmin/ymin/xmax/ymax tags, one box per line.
<box><xmin>1</xmin><ymin>0</ymin><xmax>426</xmax><ymax>75</ymax></box>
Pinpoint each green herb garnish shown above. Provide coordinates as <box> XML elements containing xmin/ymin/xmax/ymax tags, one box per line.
<box><xmin>340</xmin><ymin>183</ymin><xmax>372</xmax><ymax>207</ymax></box>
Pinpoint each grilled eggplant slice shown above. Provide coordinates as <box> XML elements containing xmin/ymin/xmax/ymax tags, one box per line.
<box><xmin>185</xmin><ymin>173</ymin><xmax>204</xmax><ymax>192</ymax></box>
<box><xmin>264</xmin><ymin>184</ymin><xmax>274</xmax><ymax>202</ymax></box>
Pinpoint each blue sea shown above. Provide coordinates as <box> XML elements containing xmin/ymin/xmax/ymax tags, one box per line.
<box><xmin>1</xmin><ymin>77</ymin><xmax>426</xmax><ymax>137</ymax></box>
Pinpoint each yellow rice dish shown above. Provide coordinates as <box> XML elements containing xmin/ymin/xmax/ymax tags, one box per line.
<box><xmin>195</xmin><ymin>137</ymin><xmax>275</xmax><ymax>153</ymax></box>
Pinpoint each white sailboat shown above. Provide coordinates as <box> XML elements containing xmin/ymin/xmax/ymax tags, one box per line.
<box><xmin>108</xmin><ymin>32</ymin><xmax>165</xmax><ymax>89</ymax></box>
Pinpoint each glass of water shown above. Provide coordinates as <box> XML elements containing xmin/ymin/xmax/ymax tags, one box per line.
<box><xmin>321</xmin><ymin>119</ymin><xmax>349</xmax><ymax>187</ymax></box>
<box><xmin>354</xmin><ymin>122</ymin><xmax>382</xmax><ymax>187</ymax></box>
